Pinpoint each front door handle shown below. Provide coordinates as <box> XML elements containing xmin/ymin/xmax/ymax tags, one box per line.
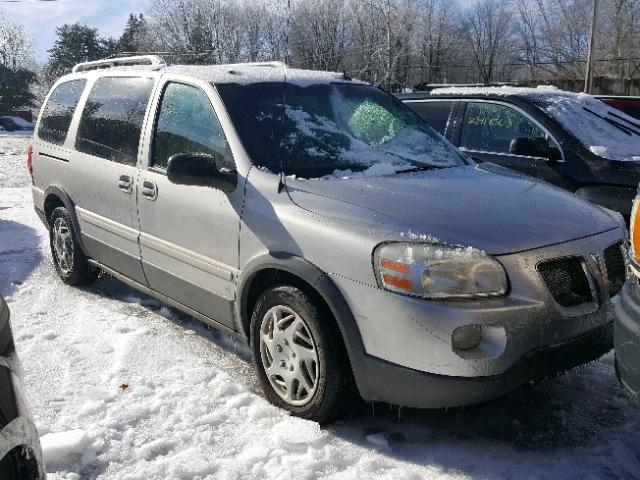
<box><xmin>141</xmin><ymin>180</ymin><xmax>157</xmax><ymax>200</ymax></box>
<box><xmin>118</xmin><ymin>175</ymin><xmax>132</xmax><ymax>193</ymax></box>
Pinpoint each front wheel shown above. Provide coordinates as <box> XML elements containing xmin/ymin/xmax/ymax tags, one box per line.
<box><xmin>49</xmin><ymin>206</ymin><xmax>97</xmax><ymax>285</ymax></box>
<box><xmin>250</xmin><ymin>285</ymin><xmax>350</xmax><ymax>424</ymax></box>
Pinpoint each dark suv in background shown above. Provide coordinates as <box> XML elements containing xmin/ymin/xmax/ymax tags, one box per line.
<box><xmin>399</xmin><ymin>87</ymin><xmax>640</xmax><ymax>219</ymax></box>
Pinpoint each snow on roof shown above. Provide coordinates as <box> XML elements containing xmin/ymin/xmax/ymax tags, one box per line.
<box><xmin>69</xmin><ymin>59</ymin><xmax>358</xmax><ymax>87</ymax></box>
<box><xmin>163</xmin><ymin>62</ymin><xmax>355</xmax><ymax>87</ymax></box>
<box><xmin>430</xmin><ymin>85</ymin><xmax>570</xmax><ymax>97</ymax></box>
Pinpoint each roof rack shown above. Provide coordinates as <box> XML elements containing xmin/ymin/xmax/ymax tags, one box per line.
<box><xmin>72</xmin><ymin>55</ymin><xmax>166</xmax><ymax>73</ymax></box>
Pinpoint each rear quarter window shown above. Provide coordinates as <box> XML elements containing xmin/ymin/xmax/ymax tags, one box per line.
<box><xmin>404</xmin><ymin>100</ymin><xmax>454</xmax><ymax>134</ymax></box>
<box><xmin>37</xmin><ymin>79</ymin><xmax>87</xmax><ymax>145</ymax></box>
<box><xmin>76</xmin><ymin>77</ymin><xmax>154</xmax><ymax>166</ymax></box>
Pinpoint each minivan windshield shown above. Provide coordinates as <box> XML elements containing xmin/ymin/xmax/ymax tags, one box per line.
<box><xmin>529</xmin><ymin>93</ymin><xmax>640</xmax><ymax>161</ymax></box>
<box><xmin>216</xmin><ymin>82</ymin><xmax>464</xmax><ymax>178</ymax></box>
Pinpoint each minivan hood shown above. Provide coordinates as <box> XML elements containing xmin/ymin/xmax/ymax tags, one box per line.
<box><xmin>286</xmin><ymin>164</ymin><xmax>619</xmax><ymax>255</ymax></box>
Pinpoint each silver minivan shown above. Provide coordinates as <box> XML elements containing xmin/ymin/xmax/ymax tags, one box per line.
<box><xmin>30</xmin><ymin>56</ymin><xmax>626</xmax><ymax>423</ymax></box>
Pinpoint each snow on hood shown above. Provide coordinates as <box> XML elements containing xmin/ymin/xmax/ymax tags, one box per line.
<box><xmin>432</xmin><ymin>86</ymin><xmax>640</xmax><ymax>161</ymax></box>
<box><xmin>534</xmin><ymin>93</ymin><xmax>640</xmax><ymax>161</ymax></box>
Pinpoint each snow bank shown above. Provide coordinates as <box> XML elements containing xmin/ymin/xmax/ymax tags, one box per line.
<box><xmin>40</xmin><ymin>430</ymin><xmax>90</xmax><ymax>469</ymax></box>
<box><xmin>271</xmin><ymin>417</ymin><xmax>323</xmax><ymax>445</ymax></box>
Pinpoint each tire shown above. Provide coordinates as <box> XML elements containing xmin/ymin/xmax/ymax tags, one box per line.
<box><xmin>49</xmin><ymin>206</ymin><xmax>97</xmax><ymax>286</ymax></box>
<box><xmin>250</xmin><ymin>285</ymin><xmax>350</xmax><ymax>424</ymax></box>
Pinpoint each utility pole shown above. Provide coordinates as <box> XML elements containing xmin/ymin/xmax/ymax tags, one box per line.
<box><xmin>584</xmin><ymin>0</ymin><xmax>599</xmax><ymax>93</ymax></box>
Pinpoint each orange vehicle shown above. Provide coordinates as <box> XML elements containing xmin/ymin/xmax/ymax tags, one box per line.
<box><xmin>614</xmin><ymin>188</ymin><xmax>640</xmax><ymax>400</ymax></box>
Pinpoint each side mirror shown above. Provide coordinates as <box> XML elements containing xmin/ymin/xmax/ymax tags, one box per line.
<box><xmin>509</xmin><ymin>137</ymin><xmax>561</xmax><ymax>161</ymax></box>
<box><xmin>167</xmin><ymin>152</ymin><xmax>237</xmax><ymax>192</ymax></box>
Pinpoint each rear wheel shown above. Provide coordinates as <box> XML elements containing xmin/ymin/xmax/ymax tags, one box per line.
<box><xmin>250</xmin><ymin>285</ymin><xmax>350</xmax><ymax>424</ymax></box>
<box><xmin>49</xmin><ymin>206</ymin><xmax>97</xmax><ymax>285</ymax></box>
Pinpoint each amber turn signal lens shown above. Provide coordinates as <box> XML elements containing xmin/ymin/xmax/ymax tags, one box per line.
<box><xmin>382</xmin><ymin>274</ymin><xmax>413</xmax><ymax>291</ymax></box>
<box><xmin>380</xmin><ymin>257</ymin><xmax>411</xmax><ymax>274</ymax></box>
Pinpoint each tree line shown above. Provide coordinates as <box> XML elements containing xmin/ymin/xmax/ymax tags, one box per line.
<box><xmin>1</xmin><ymin>0</ymin><xmax>640</xmax><ymax>113</ymax></box>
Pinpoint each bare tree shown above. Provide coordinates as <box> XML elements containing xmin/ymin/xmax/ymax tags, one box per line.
<box><xmin>289</xmin><ymin>0</ymin><xmax>350</xmax><ymax>71</ymax></box>
<box><xmin>0</xmin><ymin>10</ymin><xmax>34</xmax><ymax>70</ymax></box>
<box><xmin>414</xmin><ymin>0</ymin><xmax>463</xmax><ymax>85</ymax></box>
<box><xmin>463</xmin><ymin>0</ymin><xmax>514</xmax><ymax>83</ymax></box>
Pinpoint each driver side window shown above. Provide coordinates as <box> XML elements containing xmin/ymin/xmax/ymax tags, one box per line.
<box><xmin>460</xmin><ymin>102</ymin><xmax>554</xmax><ymax>156</ymax></box>
<box><xmin>152</xmin><ymin>82</ymin><xmax>234</xmax><ymax>171</ymax></box>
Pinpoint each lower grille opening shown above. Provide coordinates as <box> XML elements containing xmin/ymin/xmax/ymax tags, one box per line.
<box><xmin>604</xmin><ymin>242</ymin><xmax>626</xmax><ymax>298</ymax></box>
<box><xmin>538</xmin><ymin>257</ymin><xmax>595</xmax><ymax>308</ymax></box>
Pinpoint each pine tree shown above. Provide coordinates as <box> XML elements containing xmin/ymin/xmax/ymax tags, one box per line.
<box><xmin>45</xmin><ymin>23</ymin><xmax>104</xmax><ymax>80</ymax></box>
<box><xmin>118</xmin><ymin>14</ymin><xmax>148</xmax><ymax>54</ymax></box>
<box><xmin>0</xmin><ymin>64</ymin><xmax>37</xmax><ymax>112</ymax></box>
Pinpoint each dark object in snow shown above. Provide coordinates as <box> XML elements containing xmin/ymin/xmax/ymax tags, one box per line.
<box><xmin>0</xmin><ymin>295</ymin><xmax>45</xmax><ymax>479</ymax></box>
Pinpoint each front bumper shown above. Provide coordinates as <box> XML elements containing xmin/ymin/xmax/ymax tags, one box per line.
<box><xmin>354</xmin><ymin>321</ymin><xmax>613</xmax><ymax>408</ymax></box>
<box><xmin>614</xmin><ymin>278</ymin><xmax>640</xmax><ymax>400</ymax></box>
<box><xmin>330</xmin><ymin>228</ymin><xmax>622</xmax><ymax>408</ymax></box>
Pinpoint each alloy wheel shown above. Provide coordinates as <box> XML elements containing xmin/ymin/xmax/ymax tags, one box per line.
<box><xmin>259</xmin><ymin>305</ymin><xmax>319</xmax><ymax>406</ymax></box>
<box><xmin>52</xmin><ymin>217</ymin><xmax>74</xmax><ymax>275</ymax></box>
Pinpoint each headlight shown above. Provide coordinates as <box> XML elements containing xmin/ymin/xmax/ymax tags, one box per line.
<box><xmin>374</xmin><ymin>243</ymin><xmax>508</xmax><ymax>299</ymax></box>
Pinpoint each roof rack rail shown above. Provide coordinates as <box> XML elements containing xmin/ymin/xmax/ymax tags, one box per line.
<box><xmin>72</xmin><ymin>55</ymin><xmax>166</xmax><ymax>73</ymax></box>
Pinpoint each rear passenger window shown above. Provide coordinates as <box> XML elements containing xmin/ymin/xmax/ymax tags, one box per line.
<box><xmin>405</xmin><ymin>101</ymin><xmax>453</xmax><ymax>134</ymax></box>
<box><xmin>38</xmin><ymin>79</ymin><xmax>86</xmax><ymax>145</ymax></box>
<box><xmin>76</xmin><ymin>77</ymin><xmax>154</xmax><ymax>165</ymax></box>
<box><xmin>152</xmin><ymin>82</ymin><xmax>233</xmax><ymax>171</ymax></box>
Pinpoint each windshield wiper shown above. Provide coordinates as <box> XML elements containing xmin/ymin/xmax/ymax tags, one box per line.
<box><xmin>607</xmin><ymin>109</ymin><xmax>640</xmax><ymax>134</ymax></box>
<box><xmin>583</xmin><ymin>107</ymin><xmax>640</xmax><ymax>137</ymax></box>
<box><xmin>395</xmin><ymin>164</ymin><xmax>441</xmax><ymax>174</ymax></box>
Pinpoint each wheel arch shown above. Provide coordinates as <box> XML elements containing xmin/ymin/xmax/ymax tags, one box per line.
<box><xmin>43</xmin><ymin>185</ymin><xmax>89</xmax><ymax>255</ymax></box>
<box><xmin>236</xmin><ymin>253</ymin><xmax>367</xmax><ymax>380</ymax></box>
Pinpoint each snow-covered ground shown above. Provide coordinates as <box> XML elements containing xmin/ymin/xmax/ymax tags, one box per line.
<box><xmin>1</xmin><ymin>135</ymin><xmax>639</xmax><ymax>479</ymax></box>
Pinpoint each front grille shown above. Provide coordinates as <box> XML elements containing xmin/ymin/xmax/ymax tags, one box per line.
<box><xmin>538</xmin><ymin>257</ymin><xmax>595</xmax><ymax>307</ymax></box>
<box><xmin>604</xmin><ymin>242</ymin><xmax>626</xmax><ymax>298</ymax></box>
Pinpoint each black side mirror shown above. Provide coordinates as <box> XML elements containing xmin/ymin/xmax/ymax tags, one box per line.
<box><xmin>509</xmin><ymin>137</ymin><xmax>561</xmax><ymax>161</ymax></box>
<box><xmin>167</xmin><ymin>153</ymin><xmax>237</xmax><ymax>192</ymax></box>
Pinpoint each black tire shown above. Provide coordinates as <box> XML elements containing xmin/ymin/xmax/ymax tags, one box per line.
<box><xmin>49</xmin><ymin>206</ymin><xmax>97</xmax><ymax>286</ymax></box>
<box><xmin>250</xmin><ymin>285</ymin><xmax>350</xmax><ymax>424</ymax></box>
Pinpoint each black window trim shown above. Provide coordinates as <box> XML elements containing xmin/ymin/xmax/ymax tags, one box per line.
<box><xmin>148</xmin><ymin>79</ymin><xmax>235</xmax><ymax>175</ymax></box>
<box><xmin>402</xmin><ymin>98</ymin><xmax>457</xmax><ymax>137</ymax></box>
<box><xmin>458</xmin><ymin>99</ymin><xmax>565</xmax><ymax>162</ymax></box>
<box><xmin>37</xmin><ymin>78</ymin><xmax>88</xmax><ymax>147</ymax></box>
<box><xmin>74</xmin><ymin>75</ymin><xmax>155</xmax><ymax>166</ymax></box>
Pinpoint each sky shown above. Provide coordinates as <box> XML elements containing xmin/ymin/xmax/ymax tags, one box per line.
<box><xmin>1</xmin><ymin>0</ymin><xmax>154</xmax><ymax>65</ymax></box>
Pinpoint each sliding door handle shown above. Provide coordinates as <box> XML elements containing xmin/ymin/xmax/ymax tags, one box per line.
<box><xmin>141</xmin><ymin>180</ymin><xmax>157</xmax><ymax>200</ymax></box>
<box><xmin>118</xmin><ymin>175</ymin><xmax>132</xmax><ymax>193</ymax></box>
